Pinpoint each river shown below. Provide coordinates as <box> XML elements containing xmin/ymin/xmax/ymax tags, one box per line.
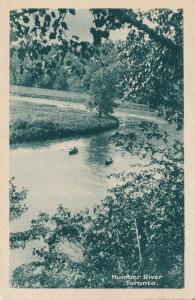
<box><xmin>10</xmin><ymin>95</ymin><xmax>178</xmax><ymax>275</ymax></box>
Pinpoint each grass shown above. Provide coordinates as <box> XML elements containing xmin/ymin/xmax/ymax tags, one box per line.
<box><xmin>10</xmin><ymin>85</ymin><xmax>90</xmax><ymax>103</ymax></box>
<box><xmin>10</xmin><ymin>101</ymin><xmax>119</xmax><ymax>144</ymax></box>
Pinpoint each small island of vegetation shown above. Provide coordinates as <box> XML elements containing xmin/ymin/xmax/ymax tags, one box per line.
<box><xmin>10</xmin><ymin>100</ymin><xmax>119</xmax><ymax>144</ymax></box>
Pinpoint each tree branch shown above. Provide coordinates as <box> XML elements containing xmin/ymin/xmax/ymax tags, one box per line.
<box><xmin>126</xmin><ymin>10</ymin><xmax>181</xmax><ymax>53</ymax></box>
<box><xmin>91</xmin><ymin>9</ymin><xmax>182</xmax><ymax>53</ymax></box>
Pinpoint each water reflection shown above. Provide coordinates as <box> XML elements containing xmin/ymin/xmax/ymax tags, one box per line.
<box><xmin>85</xmin><ymin>131</ymin><xmax>113</xmax><ymax>166</ymax></box>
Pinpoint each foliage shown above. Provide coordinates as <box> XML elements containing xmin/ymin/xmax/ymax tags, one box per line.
<box><xmin>10</xmin><ymin>9</ymin><xmax>181</xmax><ymax>53</ymax></box>
<box><xmin>10</xmin><ymin>40</ymin><xmax>119</xmax><ymax>93</ymax></box>
<box><xmin>88</xmin><ymin>66</ymin><xmax>121</xmax><ymax>117</ymax></box>
<box><xmin>10</xmin><ymin>9</ymin><xmax>183</xmax><ymax>124</ymax></box>
<box><xmin>10</xmin><ymin>9</ymin><xmax>182</xmax><ymax>98</ymax></box>
<box><xmin>80</xmin><ymin>123</ymin><xmax>183</xmax><ymax>288</ymax></box>
<box><xmin>117</xmin><ymin>9</ymin><xmax>183</xmax><ymax>128</ymax></box>
<box><xmin>11</xmin><ymin>207</ymin><xmax>87</xmax><ymax>287</ymax></box>
<box><xmin>10</xmin><ymin>45</ymin><xmax>69</xmax><ymax>90</ymax></box>
<box><xmin>90</xmin><ymin>9</ymin><xmax>182</xmax><ymax>52</ymax></box>
<box><xmin>9</xmin><ymin>177</ymin><xmax>28</xmax><ymax>221</ymax></box>
<box><xmin>10</xmin><ymin>9</ymin><xmax>97</xmax><ymax>83</ymax></box>
<box><xmin>10</xmin><ymin>101</ymin><xmax>119</xmax><ymax>144</ymax></box>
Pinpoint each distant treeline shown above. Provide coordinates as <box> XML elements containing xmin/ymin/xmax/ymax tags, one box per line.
<box><xmin>10</xmin><ymin>41</ymin><xmax>120</xmax><ymax>93</ymax></box>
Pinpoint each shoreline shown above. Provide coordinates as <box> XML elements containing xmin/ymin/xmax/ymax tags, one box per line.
<box><xmin>10</xmin><ymin>100</ymin><xmax>119</xmax><ymax>145</ymax></box>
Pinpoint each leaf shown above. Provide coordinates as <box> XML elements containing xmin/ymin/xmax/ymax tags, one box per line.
<box><xmin>102</xmin><ymin>49</ymin><xmax>108</xmax><ymax>55</ymax></box>
<box><xmin>23</xmin><ymin>16</ymin><xmax>29</xmax><ymax>23</ymax></box>
<box><xmin>17</xmin><ymin>48</ymin><xmax>26</xmax><ymax>60</ymax></box>
<box><xmin>49</xmin><ymin>32</ymin><xmax>56</xmax><ymax>40</ymax></box>
<box><xmin>59</xmin><ymin>9</ymin><xmax>67</xmax><ymax>14</ymax></box>
<box><xmin>51</xmin><ymin>11</ymin><xmax>56</xmax><ymax>18</ymax></box>
<box><xmin>102</xmin><ymin>30</ymin><xmax>110</xmax><ymax>39</ymax></box>
<box><xmin>94</xmin><ymin>18</ymin><xmax>105</xmax><ymax>28</ymax></box>
<box><xmin>42</xmin><ymin>45</ymin><xmax>51</xmax><ymax>55</ymax></box>
<box><xmin>72</xmin><ymin>35</ymin><xmax>79</xmax><ymax>40</ymax></box>
<box><xmin>35</xmin><ymin>14</ymin><xmax>40</xmax><ymax>26</ymax></box>
<box><xmin>39</xmin><ymin>9</ymin><xmax>46</xmax><ymax>17</ymax></box>
<box><xmin>69</xmin><ymin>9</ymin><xmax>75</xmax><ymax>15</ymax></box>
<box><xmin>61</xmin><ymin>22</ymin><xmax>68</xmax><ymax>30</ymax></box>
<box><xmin>45</xmin><ymin>14</ymin><xmax>51</xmax><ymax>23</ymax></box>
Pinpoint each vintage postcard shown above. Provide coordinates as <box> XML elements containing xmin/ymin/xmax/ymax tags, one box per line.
<box><xmin>0</xmin><ymin>0</ymin><xmax>195</xmax><ymax>299</ymax></box>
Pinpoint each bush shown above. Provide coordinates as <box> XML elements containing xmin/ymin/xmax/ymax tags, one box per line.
<box><xmin>39</xmin><ymin>74</ymin><xmax>55</xmax><ymax>89</ymax></box>
<box><xmin>9</xmin><ymin>177</ymin><xmax>28</xmax><ymax>222</ymax></box>
<box><xmin>52</xmin><ymin>69</ymin><xmax>68</xmax><ymax>91</ymax></box>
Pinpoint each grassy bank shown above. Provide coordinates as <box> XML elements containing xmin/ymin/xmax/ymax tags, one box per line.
<box><xmin>10</xmin><ymin>85</ymin><xmax>90</xmax><ymax>103</ymax></box>
<box><xmin>10</xmin><ymin>101</ymin><xmax>119</xmax><ymax>144</ymax></box>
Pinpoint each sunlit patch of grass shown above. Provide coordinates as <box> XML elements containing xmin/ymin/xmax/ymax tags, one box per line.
<box><xmin>10</xmin><ymin>101</ymin><xmax>119</xmax><ymax>144</ymax></box>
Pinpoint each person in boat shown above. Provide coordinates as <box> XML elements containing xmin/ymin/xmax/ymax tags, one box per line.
<box><xmin>69</xmin><ymin>146</ymin><xmax>78</xmax><ymax>155</ymax></box>
<box><xmin>105</xmin><ymin>157</ymin><xmax>113</xmax><ymax>165</ymax></box>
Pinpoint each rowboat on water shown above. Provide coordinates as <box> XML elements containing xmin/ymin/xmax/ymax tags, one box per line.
<box><xmin>69</xmin><ymin>147</ymin><xmax>78</xmax><ymax>155</ymax></box>
<box><xmin>105</xmin><ymin>157</ymin><xmax>113</xmax><ymax>166</ymax></box>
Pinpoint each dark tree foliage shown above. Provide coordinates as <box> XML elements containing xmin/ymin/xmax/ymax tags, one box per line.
<box><xmin>90</xmin><ymin>9</ymin><xmax>182</xmax><ymax>51</ymax></box>
<box><xmin>10</xmin><ymin>9</ymin><xmax>183</xmax><ymax>102</ymax></box>
<box><xmin>10</xmin><ymin>40</ymin><xmax>118</xmax><ymax>92</ymax></box>
<box><xmin>10</xmin><ymin>9</ymin><xmax>96</xmax><ymax>81</ymax></box>
<box><xmin>10</xmin><ymin>9</ymin><xmax>183</xmax><ymax>125</ymax></box>
<box><xmin>116</xmin><ymin>9</ymin><xmax>183</xmax><ymax>128</ymax></box>
<box><xmin>88</xmin><ymin>65</ymin><xmax>122</xmax><ymax>117</ymax></box>
<box><xmin>9</xmin><ymin>177</ymin><xmax>28</xmax><ymax>221</ymax></box>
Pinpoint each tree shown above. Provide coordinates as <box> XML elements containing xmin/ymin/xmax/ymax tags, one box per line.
<box><xmin>116</xmin><ymin>9</ymin><xmax>183</xmax><ymax>127</ymax></box>
<box><xmin>88</xmin><ymin>66</ymin><xmax>121</xmax><ymax>117</ymax></box>
<box><xmin>10</xmin><ymin>9</ymin><xmax>183</xmax><ymax>126</ymax></box>
<box><xmin>82</xmin><ymin>40</ymin><xmax>118</xmax><ymax>91</ymax></box>
<box><xmin>10</xmin><ymin>9</ymin><xmax>182</xmax><ymax>92</ymax></box>
<box><xmin>10</xmin><ymin>9</ymin><xmax>182</xmax><ymax>52</ymax></box>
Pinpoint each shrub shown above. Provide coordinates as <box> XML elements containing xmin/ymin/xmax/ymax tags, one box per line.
<box><xmin>9</xmin><ymin>177</ymin><xmax>28</xmax><ymax>222</ymax></box>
